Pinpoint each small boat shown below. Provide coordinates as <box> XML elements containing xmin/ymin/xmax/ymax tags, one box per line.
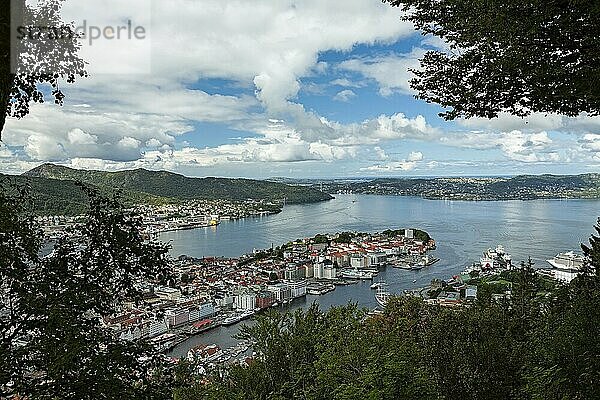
<box><xmin>412</xmin><ymin>279</ymin><xmax>417</xmax><ymax>283</ymax></box>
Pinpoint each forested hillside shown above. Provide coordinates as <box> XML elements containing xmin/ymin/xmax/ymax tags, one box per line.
<box><xmin>0</xmin><ymin>164</ymin><xmax>332</xmax><ymax>215</ymax></box>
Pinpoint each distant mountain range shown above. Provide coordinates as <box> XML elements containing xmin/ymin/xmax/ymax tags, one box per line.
<box><xmin>0</xmin><ymin>164</ymin><xmax>333</xmax><ymax>215</ymax></box>
<box><xmin>3</xmin><ymin>165</ymin><xmax>600</xmax><ymax>215</ymax></box>
<box><xmin>313</xmin><ymin>174</ymin><xmax>600</xmax><ymax>201</ymax></box>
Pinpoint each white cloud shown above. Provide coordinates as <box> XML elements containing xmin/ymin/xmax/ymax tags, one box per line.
<box><xmin>2</xmin><ymin>0</ymin><xmax>419</xmax><ymax>173</ymax></box>
<box><xmin>443</xmin><ymin>130</ymin><xmax>559</xmax><ymax>163</ymax></box>
<box><xmin>373</xmin><ymin>146</ymin><xmax>388</xmax><ymax>161</ymax></box>
<box><xmin>333</xmin><ymin>89</ymin><xmax>357</xmax><ymax>102</ymax></box>
<box><xmin>407</xmin><ymin>151</ymin><xmax>423</xmax><ymax>162</ymax></box>
<box><xmin>580</xmin><ymin>134</ymin><xmax>600</xmax><ymax>153</ymax></box>
<box><xmin>25</xmin><ymin>135</ymin><xmax>66</xmax><ymax>161</ymax></box>
<box><xmin>67</xmin><ymin>129</ymin><xmax>97</xmax><ymax>145</ymax></box>
<box><xmin>330</xmin><ymin>78</ymin><xmax>366</xmax><ymax>88</ymax></box>
<box><xmin>4</xmin><ymin>0</ymin><xmax>600</xmax><ymax>176</ymax></box>
<box><xmin>339</xmin><ymin>48</ymin><xmax>423</xmax><ymax>96</ymax></box>
<box><xmin>118</xmin><ymin>137</ymin><xmax>142</xmax><ymax>149</ymax></box>
<box><xmin>362</xmin><ymin>150</ymin><xmax>425</xmax><ymax>172</ymax></box>
<box><xmin>457</xmin><ymin>112</ymin><xmax>600</xmax><ymax>134</ymax></box>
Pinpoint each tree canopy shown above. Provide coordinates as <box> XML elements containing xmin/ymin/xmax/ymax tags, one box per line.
<box><xmin>384</xmin><ymin>0</ymin><xmax>600</xmax><ymax>120</ymax></box>
<box><xmin>0</xmin><ymin>183</ymin><xmax>173</xmax><ymax>399</ymax></box>
<box><xmin>0</xmin><ymin>0</ymin><xmax>86</xmax><ymax>137</ymax></box>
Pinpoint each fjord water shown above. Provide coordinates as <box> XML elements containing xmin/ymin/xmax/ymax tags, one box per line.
<box><xmin>162</xmin><ymin>194</ymin><xmax>600</xmax><ymax>356</ymax></box>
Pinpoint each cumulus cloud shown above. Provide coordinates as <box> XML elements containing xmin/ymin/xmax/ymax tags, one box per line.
<box><xmin>443</xmin><ymin>131</ymin><xmax>559</xmax><ymax>163</ymax></box>
<box><xmin>1</xmin><ymin>0</ymin><xmax>420</xmax><ymax>173</ymax></box>
<box><xmin>579</xmin><ymin>134</ymin><xmax>600</xmax><ymax>153</ymax></box>
<box><xmin>67</xmin><ymin>129</ymin><xmax>98</xmax><ymax>145</ymax></box>
<box><xmin>3</xmin><ymin>0</ymin><xmax>599</xmax><ymax>176</ymax></box>
<box><xmin>457</xmin><ymin>112</ymin><xmax>600</xmax><ymax>134</ymax></box>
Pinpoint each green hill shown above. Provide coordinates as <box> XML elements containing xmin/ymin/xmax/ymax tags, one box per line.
<box><xmin>2</xmin><ymin>164</ymin><xmax>332</xmax><ymax>215</ymax></box>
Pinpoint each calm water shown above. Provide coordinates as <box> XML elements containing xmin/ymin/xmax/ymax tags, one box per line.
<box><xmin>163</xmin><ymin>195</ymin><xmax>600</xmax><ymax>357</ymax></box>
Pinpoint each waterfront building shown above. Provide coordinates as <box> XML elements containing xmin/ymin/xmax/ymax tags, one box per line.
<box><xmin>304</xmin><ymin>262</ymin><xmax>314</xmax><ymax>278</ymax></box>
<box><xmin>188</xmin><ymin>307</ymin><xmax>200</xmax><ymax>323</ymax></box>
<box><xmin>284</xmin><ymin>263</ymin><xmax>306</xmax><ymax>280</ymax></box>
<box><xmin>367</xmin><ymin>252</ymin><xmax>387</xmax><ymax>267</ymax></box>
<box><xmin>350</xmin><ymin>253</ymin><xmax>366</xmax><ymax>269</ymax></box>
<box><xmin>198</xmin><ymin>302</ymin><xmax>216</xmax><ymax>319</ymax></box>
<box><xmin>328</xmin><ymin>251</ymin><xmax>350</xmax><ymax>267</ymax></box>
<box><xmin>235</xmin><ymin>291</ymin><xmax>257</xmax><ymax>310</ymax></box>
<box><xmin>313</xmin><ymin>262</ymin><xmax>325</xmax><ymax>279</ymax></box>
<box><xmin>165</xmin><ymin>308</ymin><xmax>190</xmax><ymax>328</ymax></box>
<box><xmin>267</xmin><ymin>283</ymin><xmax>291</xmax><ymax>302</ymax></box>
<box><xmin>256</xmin><ymin>291</ymin><xmax>275</xmax><ymax>309</ymax></box>
<box><xmin>215</xmin><ymin>295</ymin><xmax>235</xmax><ymax>310</ymax></box>
<box><xmin>146</xmin><ymin>318</ymin><xmax>169</xmax><ymax>338</ymax></box>
<box><xmin>323</xmin><ymin>264</ymin><xmax>337</xmax><ymax>280</ymax></box>
<box><xmin>287</xmin><ymin>280</ymin><xmax>308</xmax><ymax>298</ymax></box>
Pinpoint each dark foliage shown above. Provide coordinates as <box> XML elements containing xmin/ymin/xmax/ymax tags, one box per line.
<box><xmin>384</xmin><ymin>0</ymin><xmax>600</xmax><ymax>120</ymax></box>
<box><xmin>0</xmin><ymin>183</ymin><xmax>174</xmax><ymax>399</ymax></box>
<box><xmin>1</xmin><ymin>0</ymin><xmax>87</xmax><ymax>137</ymax></box>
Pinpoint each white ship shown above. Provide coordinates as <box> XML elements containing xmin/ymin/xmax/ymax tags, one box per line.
<box><xmin>545</xmin><ymin>251</ymin><xmax>586</xmax><ymax>283</ymax></box>
<box><xmin>222</xmin><ymin>310</ymin><xmax>255</xmax><ymax>326</ymax></box>
<box><xmin>341</xmin><ymin>269</ymin><xmax>374</xmax><ymax>280</ymax></box>
<box><xmin>375</xmin><ymin>282</ymin><xmax>391</xmax><ymax>308</ymax></box>
<box><xmin>479</xmin><ymin>245</ymin><xmax>512</xmax><ymax>270</ymax></box>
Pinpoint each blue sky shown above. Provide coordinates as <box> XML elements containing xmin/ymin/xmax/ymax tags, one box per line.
<box><xmin>2</xmin><ymin>0</ymin><xmax>600</xmax><ymax>177</ymax></box>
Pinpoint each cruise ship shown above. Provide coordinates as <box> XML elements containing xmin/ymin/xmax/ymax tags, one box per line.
<box><xmin>545</xmin><ymin>251</ymin><xmax>586</xmax><ymax>283</ymax></box>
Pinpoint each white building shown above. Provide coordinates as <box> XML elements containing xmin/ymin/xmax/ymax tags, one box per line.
<box><xmin>313</xmin><ymin>262</ymin><xmax>325</xmax><ymax>279</ymax></box>
<box><xmin>215</xmin><ymin>295</ymin><xmax>235</xmax><ymax>309</ymax></box>
<box><xmin>367</xmin><ymin>252</ymin><xmax>387</xmax><ymax>267</ymax></box>
<box><xmin>305</xmin><ymin>263</ymin><xmax>314</xmax><ymax>278</ymax></box>
<box><xmin>323</xmin><ymin>265</ymin><xmax>337</xmax><ymax>280</ymax></box>
<box><xmin>287</xmin><ymin>280</ymin><xmax>307</xmax><ymax>298</ymax></box>
<box><xmin>267</xmin><ymin>283</ymin><xmax>291</xmax><ymax>302</ymax></box>
<box><xmin>154</xmin><ymin>286</ymin><xmax>182</xmax><ymax>301</ymax></box>
<box><xmin>188</xmin><ymin>307</ymin><xmax>200</xmax><ymax>323</ymax></box>
<box><xmin>350</xmin><ymin>254</ymin><xmax>365</xmax><ymax>269</ymax></box>
<box><xmin>235</xmin><ymin>292</ymin><xmax>257</xmax><ymax>310</ymax></box>
<box><xmin>146</xmin><ymin>318</ymin><xmax>168</xmax><ymax>338</ymax></box>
